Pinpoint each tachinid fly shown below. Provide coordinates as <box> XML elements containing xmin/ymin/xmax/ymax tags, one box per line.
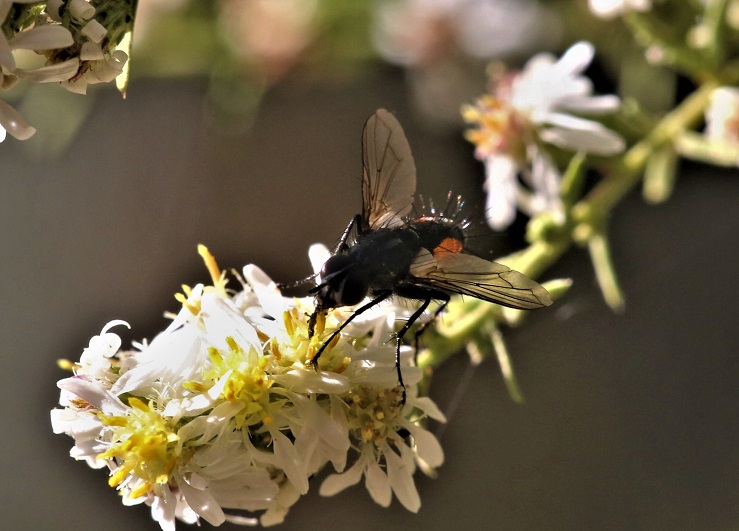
<box><xmin>292</xmin><ymin>109</ymin><xmax>552</xmax><ymax>402</ymax></box>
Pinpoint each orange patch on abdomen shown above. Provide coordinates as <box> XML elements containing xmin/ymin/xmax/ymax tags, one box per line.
<box><xmin>433</xmin><ymin>237</ymin><xmax>464</xmax><ymax>256</ymax></box>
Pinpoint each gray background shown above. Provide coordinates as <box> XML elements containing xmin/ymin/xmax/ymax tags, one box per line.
<box><xmin>2</xmin><ymin>71</ymin><xmax>738</xmax><ymax>530</ymax></box>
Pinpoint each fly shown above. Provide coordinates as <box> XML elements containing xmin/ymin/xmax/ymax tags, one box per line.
<box><xmin>288</xmin><ymin>109</ymin><xmax>552</xmax><ymax>403</ymax></box>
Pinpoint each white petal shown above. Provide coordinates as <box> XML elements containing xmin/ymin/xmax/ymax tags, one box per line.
<box><xmin>483</xmin><ymin>155</ymin><xmax>519</xmax><ymax>230</ymax></box>
<box><xmin>80</xmin><ymin>41</ymin><xmax>104</xmax><ymax>61</ymax></box>
<box><xmin>320</xmin><ymin>459</ymin><xmax>364</xmax><ymax>496</ymax></box>
<box><xmin>201</xmin><ymin>295</ymin><xmax>262</xmax><ymax>353</ymax></box>
<box><xmin>540</xmin><ymin>122</ymin><xmax>625</xmax><ymax>155</ymax></box>
<box><xmin>0</xmin><ymin>31</ymin><xmax>15</xmax><ymax>70</ymax></box>
<box><xmin>383</xmin><ymin>444</ymin><xmax>421</xmax><ymax>512</ymax></box>
<box><xmin>272</xmin><ymin>368</ymin><xmax>350</xmax><ymax>395</ymax></box>
<box><xmin>9</xmin><ymin>25</ymin><xmax>73</xmax><ymax>50</ymax></box>
<box><xmin>177</xmin><ymin>475</ymin><xmax>225</xmax><ymax>527</ymax></box>
<box><xmin>69</xmin><ymin>0</ymin><xmax>95</xmax><ymax>21</ymax></box>
<box><xmin>270</xmin><ymin>428</ymin><xmax>309</xmax><ymax>495</ymax></box>
<box><xmin>557</xmin><ymin>94</ymin><xmax>621</xmax><ymax>114</ymax></box>
<box><xmin>308</xmin><ymin>243</ymin><xmax>330</xmax><ymax>275</ymax></box>
<box><xmin>287</xmin><ymin>392</ymin><xmax>350</xmax><ymax>453</ymax></box>
<box><xmin>589</xmin><ymin>0</ymin><xmax>625</xmax><ymax>18</ymax></box>
<box><xmin>149</xmin><ymin>484</ymin><xmax>178</xmax><ymax>531</ymax></box>
<box><xmin>407</xmin><ymin>425</ymin><xmax>444</xmax><ymax>468</ymax></box>
<box><xmin>412</xmin><ymin>396</ymin><xmax>447</xmax><ymax>422</ymax></box>
<box><xmin>0</xmin><ymin>98</ymin><xmax>35</xmax><ymax>140</ymax></box>
<box><xmin>260</xmin><ymin>482</ymin><xmax>302</xmax><ymax>527</ymax></box>
<box><xmin>243</xmin><ymin>264</ymin><xmax>286</xmax><ymax>319</ymax></box>
<box><xmin>112</xmin><ymin>325</ymin><xmax>202</xmax><ymax>395</ymax></box>
<box><xmin>365</xmin><ymin>458</ymin><xmax>392</xmax><ymax>507</ymax></box>
<box><xmin>14</xmin><ymin>57</ymin><xmax>79</xmax><ymax>83</ymax></box>
<box><xmin>57</xmin><ymin>377</ymin><xmax>127</xmax><ymax>415</ymax></box>
<box><xmin>555</xmin><ymin>41</ymin><xmax>594</xmax><ymax>77</ymax></box>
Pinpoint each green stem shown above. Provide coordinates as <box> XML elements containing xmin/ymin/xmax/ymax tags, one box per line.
<box><xmin>577</xmin><ymin>80</ymin><xmax>717</xmax><ymax>219</ymax></box>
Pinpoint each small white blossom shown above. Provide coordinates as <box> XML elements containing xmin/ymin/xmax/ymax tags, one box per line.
<box><xmin>462</xmin><ymin>42</ymin><xmax>625</xmax><ymax>230</ymax></box>
<box><xmin>373</xmin><ymin>0</ymin><xmax>556</xmax><ymax>66</ymax></box>
<box><xmin>705</xmin><ymin>86</ymin><xmax>739</xmax><ymax>146</ymax></box>
<box><xmin>51</xmin><ymin>245</ymin><xmax>445</xmax><ymax>528</ymax></box>
<box><xmin>588</xmin><ymin>0</ymin><xmax>652</xmax><ymax>19</ymax></box>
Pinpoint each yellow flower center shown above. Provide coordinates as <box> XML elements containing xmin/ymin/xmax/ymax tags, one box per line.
<box><xmin>462</xmin><ymin>95</ymin><xmax>528</xmax><ymax>162</ymax></box>
<box><xmin>204</xmin><ymin>337</ymin><xmax>274</xmax><ymax>428</ymax></box>
<box><xmin>97</xmin><ymin>397</ymin><xmax>179</xmax><ymax>498</ymax></box>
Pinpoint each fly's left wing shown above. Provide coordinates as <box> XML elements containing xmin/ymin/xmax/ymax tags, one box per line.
<box><xmin>410</xmin><ymin>250</ymin><xmax>552</xmax><ymax>310</ymax></box>
<box><xmin>361</xmin><ymin>109</ymin><xmax>417</xmax><ymax>231</ymax></box>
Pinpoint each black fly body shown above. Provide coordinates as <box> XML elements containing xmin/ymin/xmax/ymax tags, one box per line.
<box><xmin>286</xmin><ymin>109</ymin><xmax>552</xmax><ymax>403</ymax></box>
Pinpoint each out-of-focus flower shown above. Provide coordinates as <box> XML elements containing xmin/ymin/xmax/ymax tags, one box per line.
<box><xmin>0</xmin><ymin>0</ymin><xmax>75</xmax><ymax>140</ymax></box>
<box><xmin>705</xmin><ymin>86</ymin><xmax>739</xmax><ymax>146</ymax></box>
<box><xmin>219</xmin><ymin>0</ymin><xmax>318</xmax><ymax>83</ymax></box>
<box><xmin>588</xmin><ymin>0</ymin><xmax>653</xmax><ymax>19</ymax></box>
<box><xmin>462</xmin><ymin>42</ymin><xmax>625</xmax><ymax>230</ymax></box>
<box><xmin>45</xmin><ymin>0</ymin><xmax>132</xmax><ymax>94</ymax></box>
<box><xmin>372</xmin><ymin>0</ymin><xmax>562</xmax><ymax>127</ymax></box>
<box><xmin>374</xmin><ymin>0</ymin><xmax>557</xmax><ymax>66</ymax></box>
<box><xmin>51</xmin><ymin>245</ymin><xmax>444</xmax><ymax>529</ymax></box>
<box><xmin>0</xmin><ymin>0</ymin><xmax>133</xmax><ymax>139</ymax></box>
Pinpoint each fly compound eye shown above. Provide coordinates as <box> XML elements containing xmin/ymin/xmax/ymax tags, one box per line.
<box><xmin>317</xmin><ymin>254</ymin><xmax>367</xmax><ymax>308</ymax></box>
<box><xmin>320</xmin><ymin>254</ymin><xmax>351</xmax><ymax>279</ymax></box>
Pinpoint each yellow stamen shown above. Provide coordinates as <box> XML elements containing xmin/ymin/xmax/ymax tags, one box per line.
<box><xmin>130</xmin><ymin>481</ymin><xmax>153</xmax><ymax>499</ymax></box>
<box><xmin>174</xmin><ymin>292</ymin><xmax>200</xmax><ymax>316</ymax></box>
<box><xmin>57</xmin><ymin>359</ymin><xmax>74</xmax><ymax>371</ymax></box>
<box><xmin>198</xmin><ymin>244</ymin><xmax>221</xmax><ymax>286</ymax></box>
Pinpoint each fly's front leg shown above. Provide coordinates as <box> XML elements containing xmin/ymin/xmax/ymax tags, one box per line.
<box><xmin>334</xmin><ymin>214</ymin><xmax>362</xmax><ymax>253</ymax></box>
<box><xmin>310</xmin><ymin>291</ymin><xmax>391</xmax><ymax>368</ymax></box>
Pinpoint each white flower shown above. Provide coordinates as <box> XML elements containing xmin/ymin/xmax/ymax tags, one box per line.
<box><xmin>373</xmin><ymin>0</ymin><xmax>557</xmax><ymax>66</ymax></box>
<box><xmin>462</xmin><ymin>42</ymin><xmax>625</xmax><ymax>230</ymax></box>
<box><xmin>52</xmin><ymin>245</ymin><xmax>445</xmax><ymax>528</ymax></box>
<box><xmin>0</xmin><ymin>0</ymin><xmax>77</xmax><ymax>141</ymax></box>
<box><xmin>588</xmin><ymin>0</ymin><xmax>652</xmax><ymax>19</ymax></box>
<box><xmin>705</xmin><ymin>86</ymin><xmax>739</xmax><ymax>146</ymax></box>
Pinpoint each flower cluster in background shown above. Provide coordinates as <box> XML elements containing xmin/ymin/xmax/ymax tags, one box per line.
<box><xmin>51</xmin><ymin>246</ymin><xmax>445</xmax><ymax>529</ymax></box>
<box><xmin>0</xmin><ymin>0</ymin><xmax>134</xmax><ymax>141</ymax></box>
<box><xmin>461</xmin><ymin>41</ymin><xmax>625</xmax><ymax>231</ymax></box>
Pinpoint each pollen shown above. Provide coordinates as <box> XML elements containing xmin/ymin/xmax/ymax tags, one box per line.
<box><xmin>175</xmin><ymin>290</ymin><xmax>200</xmax><ymax>316</ymax></box>
<box><xmin>198</xmin><ymin>244</ymin><xmax>229</xmax><ymax>296</ymax></box>
<box><xmin>57</xmin><ymin>359</ymin><xmax>75</xmax><ymax>371</ymax></box>
<box><xmin>96</xmin><ymin>398</ymin><xmax>179</xmax><ymax>496</ymax></box>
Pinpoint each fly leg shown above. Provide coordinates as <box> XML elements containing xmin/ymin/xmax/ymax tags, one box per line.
<box><xmin>310</xmin><ymin>291</ymin><xmax>391</xmax><ymax>368</ymax></box>
<box><xmin>412</xmin><ymin>296</ymin><xmax>449</xmax><ymax>358</ymax></box>
<box><xmin>395</xmin><ymin>298</ymin><xmax>432</xmax><ymax>405</ymax></box>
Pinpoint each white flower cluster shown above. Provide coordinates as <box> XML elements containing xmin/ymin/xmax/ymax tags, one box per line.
<box><xmin>51</xmin><ymin>246</ymin><xmax>445</xmax><ymax>530</ymax></box>
<box><xmin>0</xmin><ymin>0</ymin><xmax>130</xmax><ymax>141</ymax></box>
<box><xmin>588</xmin><ymin>0</ymin><xmax>652</xmax><ymax>19</ymax></box>
<box><xmin>462</xmin><ymin>42</ymin><xmax>625</xmax><ymax>230</ymax></box>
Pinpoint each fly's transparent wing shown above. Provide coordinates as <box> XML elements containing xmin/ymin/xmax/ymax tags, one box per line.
<box><xmin>361</xmin><ymin>109</ymin><xmax>417</xmax><ymax>230</ymax></box>
<box><xmin>411</xmin><ymin>251</ymin><xmax>552</xmax><ymax>309</ymax></box>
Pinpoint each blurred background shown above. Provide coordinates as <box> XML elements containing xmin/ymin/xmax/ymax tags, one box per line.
<box><xmin>1</xmin><ymin>1</ymin><xmax>738</xmax><ymax>529</ymax></box>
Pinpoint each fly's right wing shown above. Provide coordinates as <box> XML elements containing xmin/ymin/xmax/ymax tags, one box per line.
<box><xmin>361</xmin><ymin>109</ymin><xmax>417</xmax><ymax>231</ymax></box>
<box><xmin>410</xmin><ymin>250</ymin><xmax>553</xmax><ymax>310</ymax></box>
